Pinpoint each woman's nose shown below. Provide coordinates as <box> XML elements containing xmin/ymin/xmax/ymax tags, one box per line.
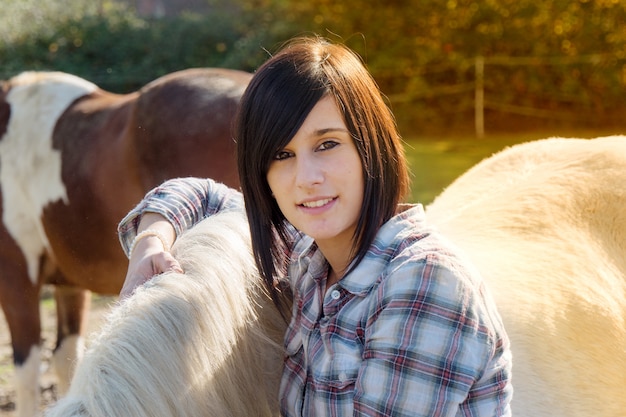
<box><xmin>295</xmin><ymin>155</ymin><xmax>323</xmax><ymax>188</ymax></box>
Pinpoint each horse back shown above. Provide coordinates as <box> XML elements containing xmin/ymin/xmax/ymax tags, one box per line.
<box><xmin>129</xmin><ymin>68</ymin><xmax>252</xmax><ymax>189</ymax></box>
<box><xmin>426</xmin><ymin>136</ymin><xmax>626</xmax><ymax>417</ymax></box>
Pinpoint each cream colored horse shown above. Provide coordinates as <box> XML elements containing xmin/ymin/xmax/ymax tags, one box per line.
<box><xmin>44</xmin><ymin>211</ymin><xmax>288</xmax><ymax>417</ymax></box>
<box><xmin>426</xmin><ymin>136</ymin><xmax>626</xmax><ymax>417</ymax></box>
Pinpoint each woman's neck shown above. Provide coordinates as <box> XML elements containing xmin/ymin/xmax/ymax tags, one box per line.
<box><xmin>314</xmin><ymin>232</ymin><xmax>355</xmax><ymax>291</ymax></box>
<box><xmin>318</xmin><ymin>246</ymin><xmax>350</xmax><ymax>291</ymax></box>
<box><xmin>325</xmin><ymin>267</ymin><xmax>341</xmax><ymax>290</ymax></box>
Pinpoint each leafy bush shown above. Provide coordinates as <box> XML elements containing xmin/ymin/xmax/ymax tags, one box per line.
<box><xmin>0</xmin><ymin>0</ymin><xmax>294</xmax><ymax>92</ymax></box>
<box><xmin>2</xmin><ymin>0</ymin><xmax>626</xmax><ymax>132</ymax></box>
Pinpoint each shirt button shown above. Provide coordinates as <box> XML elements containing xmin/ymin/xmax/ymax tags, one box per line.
<box><xmin>338</xmin><ymin>372</ymin><xmax>347</xmax><ymax>381</ymax></box>
<box><xmin>331</xmin><ymin>290</ymin><xmax>341</xmax><ymax>300</ymax></box>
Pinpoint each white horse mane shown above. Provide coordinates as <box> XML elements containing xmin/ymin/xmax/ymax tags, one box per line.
<box><xmin>45</xmin><ymin>211</ymin><xmax>287</xmax><ymax>417</ymax></box>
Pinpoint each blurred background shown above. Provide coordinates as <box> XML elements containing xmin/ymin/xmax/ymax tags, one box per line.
<box><xmin>2</xmin><ymin>0</ymin><xmax>625</xmax><ymax>202</ymax></box>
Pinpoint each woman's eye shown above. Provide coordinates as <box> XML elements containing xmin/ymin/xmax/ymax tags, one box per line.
<box><xmin>318</xmin><ymin>140</ymin><xmax>339</xmax><ymax>151</ymax></box>
<box><xmin>273</xmin><ymin>150</ymin><xmax>292</xmax><ymax>160</ymax></box>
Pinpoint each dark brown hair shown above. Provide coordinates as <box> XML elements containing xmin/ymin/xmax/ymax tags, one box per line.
<box><xmin>236</xmin><ymin>36</ymin><xmax>410</xmax><ymax>308</ymax></box>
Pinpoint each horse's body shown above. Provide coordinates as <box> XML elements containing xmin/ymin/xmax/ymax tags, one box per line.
<box><xmin>0</xmin><ymin>68</ymin><xmax>251</xmax><ymax>416</ymax></box>
<box><xmin>44</xmin><ymin>212</ymin><xmax>288</xmax><ymax>417</ymax></box>
<box><xmin>426</xmin><ymin>136</ymin><xmax>626</xmax><ymax>416</ymax></box>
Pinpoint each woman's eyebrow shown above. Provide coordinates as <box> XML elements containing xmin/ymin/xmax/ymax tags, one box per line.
<box><xmin>315</xmin><ymin>127</ymin><xmax>350</xmax><ymax>136</ymax></box>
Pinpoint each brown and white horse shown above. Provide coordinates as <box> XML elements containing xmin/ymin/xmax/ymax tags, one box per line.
<box><xmin>0</xmin><ymin>68</ymin><xmax>251</xmax><ymax>416</ymax></box>
<box><xmin>427</xmin><ymin>136</ymin><xmax>626</xmax><ymax>416</ymax></box>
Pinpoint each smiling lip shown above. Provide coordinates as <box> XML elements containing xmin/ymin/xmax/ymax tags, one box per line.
<box><xmin>299</xmin><ymin>197</ymin><xmax>335</xmax><ymax>208</ymax></box>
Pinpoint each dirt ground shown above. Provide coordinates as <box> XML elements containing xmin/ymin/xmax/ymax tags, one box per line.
<box><xmin>0</xmin><ymin>290</ymin><xmax>115</xmax><ymax>415</ymax></box>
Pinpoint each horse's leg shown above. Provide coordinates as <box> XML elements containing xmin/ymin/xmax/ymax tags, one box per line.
<box><xmin>0</xmin><ymin>271</ymin><xmax>42</xmax><ymax>417</ymax></box>
<box><xmin>51</xmin><ymin>286</ymin><xmax>91</xmax><ymax>395</ymax></box>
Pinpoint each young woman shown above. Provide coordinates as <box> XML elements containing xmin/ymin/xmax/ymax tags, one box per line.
<box><xmin>119</xmin><ymin>36</ymin><xmax>512</xmax><ymax>416</ymax></box>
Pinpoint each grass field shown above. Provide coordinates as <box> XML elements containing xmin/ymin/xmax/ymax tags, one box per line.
<box><xmin>403</xmin><ymin>129</ymin><xmax>622</xmax><ymax>205</ymax></box>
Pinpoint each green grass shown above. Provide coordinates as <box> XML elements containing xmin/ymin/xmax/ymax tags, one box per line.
<box><xmin>403</xmin><ymin>129</ymin><xmax>620</xmax><ymax>205</ymax></box>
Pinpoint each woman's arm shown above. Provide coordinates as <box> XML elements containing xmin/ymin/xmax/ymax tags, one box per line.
<box><xmin>118</xmin><ymin>177</ymin><xmax>243</xmax><ymax>255</ymax></box>
<box><xmin>117</xmin><ymin>177</ymin><xmax>244</xmax><ymax>298</ymax></box>
<box><xmin>119</xmin><ymin>212</ymin><xmax>181</xmax><ymax>298</ymax></box>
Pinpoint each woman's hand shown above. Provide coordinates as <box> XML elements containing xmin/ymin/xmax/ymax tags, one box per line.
<box><xmin>120</xmin><ymin>213</ymin><xmax>183</xmax><ymax>299</ymax></box>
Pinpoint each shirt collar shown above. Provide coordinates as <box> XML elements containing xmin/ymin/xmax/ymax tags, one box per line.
<box><xmin>291</xmin><ymin>204</ymin><xmax>427</xmax><ymax>295</ymax></box>
<box><xmin>338</xmin><ymin>204</ymin><xmax>426</xmax><ymax>296</ymax></box>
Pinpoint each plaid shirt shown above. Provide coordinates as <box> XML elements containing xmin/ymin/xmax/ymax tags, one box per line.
<box><xmin>118</xmin><ymin>178</ymin><xmax>513</xmax><ymax>417</ymax></box>
<box><xmin>118</xmin><ymin>177</ymin><xmax>245</xmax><ymax>255</ymax></box>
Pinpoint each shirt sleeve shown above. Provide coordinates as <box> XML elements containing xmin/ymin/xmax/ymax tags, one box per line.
<box><xmin>354</xmin><ymin>253</ymin><xmax>512</xmax><ymax>417</ymax></box>
<box><xmin>117</xmin><ymin>177</ymin><xmax>244</xmax><ymax>257</ymax></box>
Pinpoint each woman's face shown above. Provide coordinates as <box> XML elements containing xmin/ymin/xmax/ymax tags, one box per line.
<box><xmin>267</xmin><ymin>95</ymin><xmax>364</xmax><ymax>253</ymax></box>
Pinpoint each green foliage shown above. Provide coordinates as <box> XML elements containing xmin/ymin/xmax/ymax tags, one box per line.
<box><xmin>0</xmin><ymin>0</ymin><xmax>288</xmax><ymax>92</ymax></box>
<box><xmin>285</xmin><ymin>0</ymin><xmax>626</xmax><ymax>130</ymax></box>
<box><xmin>2</xmin><ymin>0</ymin><xmax>626</xmax><ymax>129</ymax></box>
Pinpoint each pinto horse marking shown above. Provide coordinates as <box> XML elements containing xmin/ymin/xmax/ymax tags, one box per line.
<box><xmin>0</xmin><ymin>68</ymin><xmax>251</xmax><ymax>417</ymax></box>
<box><xmin>1</xmin><ymin>72</ymin><xmax>98</xmax><ymax>283</ymax></box>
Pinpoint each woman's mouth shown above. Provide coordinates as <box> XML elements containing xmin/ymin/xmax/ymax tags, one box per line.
<box><xmin>300</xmin><ymin>197</ymin><xmax>334</xmax><ymax>208</ymax></box>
